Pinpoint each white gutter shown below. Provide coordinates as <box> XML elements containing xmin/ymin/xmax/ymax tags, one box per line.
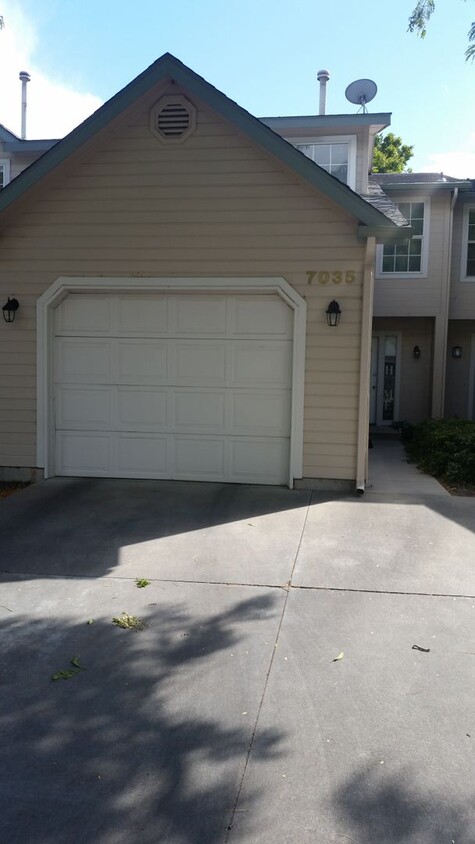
<box><xmin>356</xmin><ymin>236</ymin><xmax>376</xmax><ymax>494</ymax></box>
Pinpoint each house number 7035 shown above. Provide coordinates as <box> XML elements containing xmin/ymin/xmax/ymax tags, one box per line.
<box><xmin>306</xmin><ymin>270</ymin><xmax>356</xmax><ymax>285</ymax></box>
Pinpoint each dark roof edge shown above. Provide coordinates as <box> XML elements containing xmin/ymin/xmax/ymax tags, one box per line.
<box><xmin>358</xmin><ymin>224</ymin><xmax>413</xmax><ymax>242</ymax></box>
<box><xmin>4</xmin><ymin>139</ymin><xmax>59</xmax><ymax>153</ymax></box>
<box><xmin>0</xmin><ymin>53</ymin><xmax>397</xmax><ymax>228</ymax></box>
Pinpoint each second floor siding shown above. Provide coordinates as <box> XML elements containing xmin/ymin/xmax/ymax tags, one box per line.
<box><xmin>374</xmin><ymin>191</ymin><xmax>452</xmax><ymax>317</ymax></box>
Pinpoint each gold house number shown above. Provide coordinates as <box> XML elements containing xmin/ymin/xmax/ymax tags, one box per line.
<box><xmin>306</xmin><ymin>270</ymin><xmax>356</xmax><ymax>285</ymax></box>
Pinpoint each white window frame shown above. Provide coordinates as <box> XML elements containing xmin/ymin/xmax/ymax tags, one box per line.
<box><xmin>290</xmin><ymin>135</ymin><xmax>357</xmax><ymax>190</ymax></box>
<box><xmin>0</xmin><ymin>158</ymin><xmax>11</xmax><ymax>189</ymax></box>
<box><xmin>376</xmin><ymin>196</ymin><xmax>430</xmax><ymax>278</ymax></box>
<box><xmin>461</xmin><ymin>204</ymin><xmax>475</xmax><ymax>282</ymax></box>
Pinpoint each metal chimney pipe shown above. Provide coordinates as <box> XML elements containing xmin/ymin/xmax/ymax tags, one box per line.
<box><xmin>317</xmin><ymin>69</ymin><xmax>330</xmax><ymax>115</ymax></box>
<box><xmin>19</xmin><ymin>71</ymin><xmax>31</xmax><ymax>139</ymax></box>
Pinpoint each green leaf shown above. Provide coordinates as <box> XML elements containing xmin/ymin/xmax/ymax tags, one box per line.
<box><xmin>52</xmin><ymin>669</ymin><xmax>79</xmax><ymax>681</ymax></box>
<box><xmin>135</xmin><ymin>578</ymin><xmax>151</xmax><ymax>588</ymax></box>
<box><xmin>70</xmin><ymin>656</ymin><xmax>85</xmax><ymax>670</ymax></box>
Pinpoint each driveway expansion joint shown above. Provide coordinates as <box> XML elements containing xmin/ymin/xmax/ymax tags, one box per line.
<box><xmin>292</xmin><ymin>584</ymin><xmax>475</xmax><ymax>600</ymax></box>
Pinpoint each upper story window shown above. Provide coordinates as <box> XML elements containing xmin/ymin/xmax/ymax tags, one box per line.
<box><xmin>291</xmin><ymin>135</ymin><xmax>357</xmax><ymax>189</ymax></box>
<box><xmin>377</xmin><ymin>200</ymin><xmax>429</xmax><ymax>277</ymax></box>
<box><xmin>461</xmin><ymin>205</ymin><xmax>475</xmax><ymax>281</ymax></box>
<box><xmin>0</xmin><ymin>159</ymin><xmax>11</xmax><ymax>189</ymax></box>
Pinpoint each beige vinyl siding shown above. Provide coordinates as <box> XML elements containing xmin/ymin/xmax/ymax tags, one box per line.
<box><xmin>0</xmin><ymin>83</ymin><xmax>366</xmax><ymax>481</ymax></box>
<box><xmin>374</xmin><ymin>192</ymin><xmax>451</xmax><ymax>317</ymax></box>
<box><xmin>449</xmin><ymin>195</ymin><xmax>475</xmax><ymax>319</ymax></box>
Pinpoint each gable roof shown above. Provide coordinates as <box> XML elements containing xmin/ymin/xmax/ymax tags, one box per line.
<box><xmin>0</xmin><ymin>53</ymin><xmax>408</xmax><ymax>238</ymax></box>
<box><xmin>0</xmin><ymin>123</ymin><xmax>20</xmax><ymax>142</ymax></box>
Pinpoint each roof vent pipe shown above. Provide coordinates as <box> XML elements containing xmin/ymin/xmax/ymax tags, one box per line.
<box><xmin>19</xmin><ymin>71</ymin><xmax>31</xmax><ymax>140</ymax></box>
<box><xmin>317</xmin><ymin>69</ymin><xmax>330</xmax><ymax>115</ymax></box>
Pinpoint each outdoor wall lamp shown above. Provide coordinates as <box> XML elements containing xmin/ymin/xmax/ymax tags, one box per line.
<box><xmin>452</xmin><ymin>346</ymin><xmax>462</xmax><ymax>359</ymax></box>
<box><xmin>2</xmin><ymin>297</ymin><xmax>19</xmax><ymax>323</ymax></box>
<box><xmin>326</xmin><ymin>299</ymin><xmax>341</xmax><ymax>327</ymax></box>
<box><xmin>413</xmin><ymin>345</ymin><xmax>421</xmax><ymax>359</ymax></box>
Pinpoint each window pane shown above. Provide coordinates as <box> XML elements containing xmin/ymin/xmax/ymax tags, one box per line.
<box><xmin>468</xmin><ymin>223</ymin><xmax>475</xmax><ymax>241</ymax></box>
<box><xmin>313</xmin><ymin>145</ymin><xmax>330</xmax><ymax>167</ymax></box>
<box><xmin>396</xmin><ymin>241</ymin><xmax>410</xmax><ymax>257</ymax></box>
<box><xmin>382</xmin><ymin>255</ymin><xmax>395</xmax><ymax>273</ymax></box>
<box><xmin>330</xmin><ymin>144</ymin><xmax>348</xmax><ymax>165</ymax></box>
<box><xmin>467</xmin><ymin>243</ymin><xmax>475</xmax><ymax>276</ymax></box>
<box><xmin>395</xmin><ymin>256</ymin><xmax>409</xmax><ymax>272</ymax></box>
<box><xmin>295</xmin><ymin>144</ymin><xmax>314</xmax><ymax>161</ymax></box>
<box><xmin>398</xmin><ymin>203</ymin><xmax>410</xmax><ymax>220</ymax></box>
<box><xmin>469</xmin><ymin>209</ymin><xmax>475</xmax><ymax>224</ymax></box>
<box><xmin>409</xmin><ymin>239</ymin><xmax>422</xmax><ymax>256</ymax></box>
<box><xmin>408</xmin><ymin>255</ymin><xmax>422</xmax><ymax>271</ymax></box>
<box><xmin>411</xmin><ymin>219</ymin><xmax>423</xmax><ymax>236</ymax></box>
<box><xmin>411</xmin><ymin>202</ymin><xmax>424</xmax><ymax>219</ymax></box>
<box><xmin>384</xmin><ymin>336</ymin><xmax>397</xmax><ymax>356</ymax></box>
<box><xmin>330</xmin><ymin>164</ymin><xmax>347</xmax><ymax>182</ymax></box>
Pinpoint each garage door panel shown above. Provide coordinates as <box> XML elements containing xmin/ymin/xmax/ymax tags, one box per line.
<box><xmin>233</xmin><ymin>296</ymin><xmax>293</xmax><ymax>337</ymax></box>
<box><xmin>55</xmin><ymin>295</ymin><xmax>113</xmax><ymax>335</ymax></box>
<box><xmin>232</xmin><ymin>342</ymin><xmax>292</xmax><ymax>387</ymax></box>
<box><xmin>56</xmin><ymin>432</ymin><xmax>111</xmax><ymax>475</ymax></box>
<box><xmin>174</xmin><ymin>436</ymin><xmax>225</xmax><ymax>479</ymax></box>
<box><xmin>117</xmin><ymin>341</ymin><xmax>169</xmax><ymax>385</ymax></box>
<box><xmin>175</xmin><ymin>342</ymin><xmax>227</xmax><ymax>385</ymax></box>
<box><xmin>56</xmin><ymin>387</ymin><xmax>113</xmax><ymax>429</ymax></box>
<box><xmin>173</xmin><ymin>390</ymin><xmax>225</xmax><ymax>432</ymax></box>
<box><xmin>174</xmin><ymin>296</ymin><xmax>227</xmax><ymax>335</ymax></box>
<box><xmin>55</xmin><ymin>339</ymin><xmax>113</xmax><ymax>384</ymax></box>
<box><xmin>229</xmin><ymin>438</ymin><xmax>289</xmax><ymax>483</ymax></box>
<box><xmin>117</xmin><ymin>388</ymin><xmax>168</xmax><ymax>430</ymax></box>
<box><xmin>117</xmin><ymin>295</ymin><xmax>168</xmax><ymax>335</ymax></box>
<box><xmin>117</xmin><ymin>434</ymin><xmax>168</xmax><ymax>475</ymax></box>
<box><xmin>53</xmin><ymin>292</ymin><xmax>293</xmax><ymax>485</ymax></box>
<box><xmin>231</xmin><ymin>391</ymin><xmax>291</xmax><ymax>436</ymax></box>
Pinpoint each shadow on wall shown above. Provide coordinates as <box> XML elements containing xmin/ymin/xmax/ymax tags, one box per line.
<box><xmin>0</xmin><ymin>592</ymin><xmax>284</xmax><ymax>844</ymax></box>
<box><xmin>334</xmin><ymin>763</ymin><xmax>473</xmax><ymax>843</ymax></box>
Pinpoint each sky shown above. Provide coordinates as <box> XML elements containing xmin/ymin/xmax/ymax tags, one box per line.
<box><xmin>0</xmin><ymin>0</ymin><xmax>474</xmax><ymax>177</ymax></box>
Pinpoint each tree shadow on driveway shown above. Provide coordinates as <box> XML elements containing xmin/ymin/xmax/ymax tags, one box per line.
<box><xmin>334</xmin><ymin>762</ymin><xmax>474</xmax><ymax>843</ymax></box>
<box><xmin>0</xmin><ymin>590</ymin><xmax>285</xmax><ymax>844</ymax></box>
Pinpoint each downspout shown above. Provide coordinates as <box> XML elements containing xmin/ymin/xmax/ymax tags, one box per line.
<box><xmin>356</xmin><ymin>235</ymin><xmax>376</xmax><ymax>495</ymax></box>
<box><xmin>431</xmin><ymin>187</ymin><xmax>457</xmax><ymax>417</ymax></box>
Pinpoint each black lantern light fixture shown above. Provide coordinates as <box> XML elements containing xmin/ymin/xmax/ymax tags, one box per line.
<box><xmin>2</xmin><ymin>297</ymin><xmax>19</xmax><ymax>323</ymax></box>
<box><xmin>413</xmin><ymin>345</ymin><xmax>421</xmax><ymax>360</ymax></box>
<box><xmin>452</xmin><ymin>345</ymin><xmax>462</xmax><ymax>359</ymax></box>
<box><xmin>326</xmin><ymin>299</ymin><xmax>341</xmax><ymax>327</ymax></box>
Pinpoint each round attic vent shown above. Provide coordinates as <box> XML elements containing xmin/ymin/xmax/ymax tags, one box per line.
<box><xmin>150</xmin><ymin>94</ymin><xmax>197</xmax><ymax>144</ymax></box>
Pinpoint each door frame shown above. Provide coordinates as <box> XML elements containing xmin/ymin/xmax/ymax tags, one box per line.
<box><xmin>469</xmin><ymin>333</ymin><xmax>475</xmax><ymax>420</ymax></box>
<box><xmin>370</xmin><ymin>331</ymin><xmax>402</xmax><ymax>426</ymax></box>
<box><xmin>37</xmin><ymin>276</ymin><xmax>307</xmax><ymax>487</ymax></box>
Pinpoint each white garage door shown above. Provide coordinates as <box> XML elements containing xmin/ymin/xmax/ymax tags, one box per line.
<box><xmin>53</xmin><ymin>292</ymin><xmax>293</xmax><ymax>484</ymax></box>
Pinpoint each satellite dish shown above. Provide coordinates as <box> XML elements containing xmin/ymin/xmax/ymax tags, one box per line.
<box><xmin>345</xmin><ymin>79</ymin><xmax>377</xmax><ymax>113</ymax></box>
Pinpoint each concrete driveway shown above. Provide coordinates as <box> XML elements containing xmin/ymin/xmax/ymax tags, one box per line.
<box><xmin>1</xmin><ymin>451</ymin><xmax>474</xmax><ymax>843</ymax></box>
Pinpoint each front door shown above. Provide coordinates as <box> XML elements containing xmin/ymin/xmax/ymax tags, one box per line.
<box><xmin>370</xmin><ymin>333</ymin><xmax>400</xmax><ymax>426</ymax></box>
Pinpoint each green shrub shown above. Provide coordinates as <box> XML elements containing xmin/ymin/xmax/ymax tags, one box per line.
<box><xmin>405</xmin><ymin>418</ymin><xmax>475</xmax><ymax>485</ymax></box>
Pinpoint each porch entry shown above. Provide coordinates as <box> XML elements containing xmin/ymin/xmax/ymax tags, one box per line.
<box><xmin>370</xmin><ymin>333</ymin><xmax>401</xmax><ymax>425</ymax></box>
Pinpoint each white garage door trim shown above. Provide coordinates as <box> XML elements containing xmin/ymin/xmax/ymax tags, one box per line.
<box><xmin>37</xmin><ymin>277</ymin><xmax>306</xmax><ymax>487</ymax></box>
